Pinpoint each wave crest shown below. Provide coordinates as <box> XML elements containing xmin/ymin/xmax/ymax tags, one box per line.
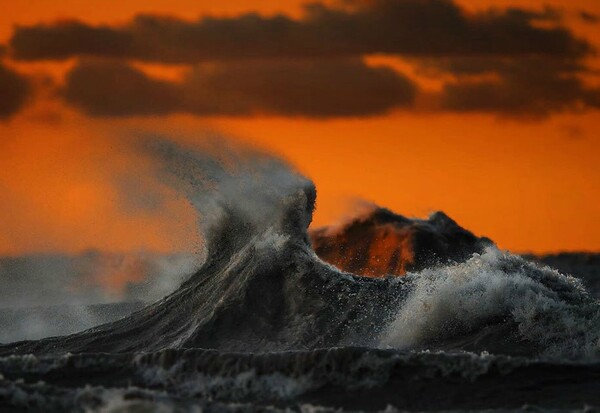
<box><xmin>381</xmin><ymin>247</ymin><xmax>600</xmax><ymax>358</ymax></box>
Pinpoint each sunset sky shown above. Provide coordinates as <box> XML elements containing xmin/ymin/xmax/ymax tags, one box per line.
<box><xmin>0</xmin><ymin>0</ymin><xmax>599</xmax><ymax>255</ymax></box>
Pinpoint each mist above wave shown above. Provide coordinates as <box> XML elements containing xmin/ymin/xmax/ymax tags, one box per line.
<box><xmin>0</xmin><ymin>251</ymin><xmax>196</xmax><ymax>342</ymax></box>
<box><xmin>0</xmin><ymin>251</ymin><xmax>196</xmax><ymax>308</ymax></box>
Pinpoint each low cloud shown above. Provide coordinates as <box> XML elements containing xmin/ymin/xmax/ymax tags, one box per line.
<box><xmin>6</xmin><ymin>0</ymin><xmax>600</xmax><ymax>119</ymax></box>
<box><xmin>10</xmin><ymin>0</ymin><xmax>590</xmax><ymax>63</ymax></box>
<box><xmin>63</xmin><ymin>60</ymin><xmax>180</xmax><ymax>116</ymax></box>
<box><xmin>63</xmin><ymin>59</ymin><xmax>417</xmax><ymax>117</ymax></box>
<box><xmin>580</xmin><ymin>11</ymin><xmax>599</xmax><ymax>23</ymax></box>
<box><xmin>425</xmin><ymin>57</ymin><xmax>600</xmax><ymax>117</ymax></box>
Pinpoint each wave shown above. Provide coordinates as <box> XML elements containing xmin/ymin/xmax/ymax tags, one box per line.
<box><xmin>310</xmin><ymin>206</ymin><xmax>493</xmax><ymax>277</ymax></box>
<box><xmin>1</xmin><ymin>137</ymin><xmax>598</xmax><ymax>361</ymax></box>
<box><xmin>381</xmin><ymin>248</ymin><xmax>600</xmax><ymax>358</ymax></box>
<box><xmin>2</xmin><ymin>348</ymin><xmax>600</xmax><ymax>411</ymax></box>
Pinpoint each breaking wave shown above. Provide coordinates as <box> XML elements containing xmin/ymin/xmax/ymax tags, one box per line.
<box><xmin>1</xmin><ymin>136</ymin><xmax>599</xmax><ymax>411</ymax></box>
<box><xmin>381</xmin><ymin>248</ymin><xmax>600</xmax><ymax>358</ymax></box>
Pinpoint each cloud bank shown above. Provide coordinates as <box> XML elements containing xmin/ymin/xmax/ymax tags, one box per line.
<box><xmin>4</xmin><ymin>0</ymin><xmax>600</xmax><ymax>119</ymax></box>
<box><xmin>63</xmin><ymin>59</ymin><xmax>417</xmax><ymax>117</ymax></box>
<box><xmin>10</xmin><ymin>0</ymin><xmax>590</xmax><ymax>62</ymax></box>
<box><xmin>430</xmin><ymin>57</ymin><xmax>600</xmax><ymax>117</ymax></box>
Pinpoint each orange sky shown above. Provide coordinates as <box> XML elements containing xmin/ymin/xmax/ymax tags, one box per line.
<box><xmin>0</xmin><ymin>0</ymin><xmax>599</xmax><ymax>255</ymax></box>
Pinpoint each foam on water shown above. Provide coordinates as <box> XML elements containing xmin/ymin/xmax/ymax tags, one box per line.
<box><xmin>381</xmin><ymin>247</ymin><xmax>600</xmax><ymax>358</ymax></box>
<box><xmin>2</xmin><ymin>137</ymin><xmax>600</xmax><ymax>411</ymax></box>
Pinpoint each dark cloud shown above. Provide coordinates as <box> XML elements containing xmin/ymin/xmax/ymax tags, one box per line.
<box><xmin>8</xmin><ymin>0</ymin><xmax>599</xmax><ymax>118</ymax></box>
<box><xmin>10</xmin><ymin>0</ymin><xmax>591</xmax><ymax>63</ymax></box>
<box><xmin>63</xmin><ymin>59</ymin><xmax>417</xmax><ymax>117</ymax></box>
<box><xmin>63</xmin><ymin>60</ymin><xmax>180</xmax><ymax>116</ymax></box>
<box><xmin>0</xmin><ymin>63</ymin><xmax>30</xmax><ymax>119</ymax></box>
<box><xmin>580</xmin><ymin>11</ymin><xmax>599</xmax><ymax>23</ymax></box>
<box><xmin>418</xmin><ymin>57</ymin><xmax>600</xmax><ymax>117</ymax></box>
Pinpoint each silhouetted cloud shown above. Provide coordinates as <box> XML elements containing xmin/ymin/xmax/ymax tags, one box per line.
<box><xmin>63</xmin><ymin>61</ymin><xmax>179</xmax><ymax>116</ymax></box>
<box><xmin>580</xmin><ymin>11</ymin><xmax>599</xmax><ymax>23</ymax></box>
<box><xmin>63</xmin><ymin>59</ymin><xmax>417</xmax><ymax>117</ymax></box>
<box><xmin>7</xmin><ymin>0</ymin><xmax>600</xmax><ymax>118</ymax></box>
<box><xmin>0</xmin><ymin>63</ymin><xmax>30</xmax><ymax>119</ymax></box>
<box><xmin>10</xmin><ymin>0</ymin><xmax>591</xmax><ymax>63</ymax></box>
<box><xmin>427</xmin><ymin>57</ymin><xmax>600</xmax><ymax>117</ymax></box>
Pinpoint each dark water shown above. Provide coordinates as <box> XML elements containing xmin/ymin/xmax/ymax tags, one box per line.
<box><xmin>1</xmin><ymin>139</ymin><xmax>599</xmax><ymax>412</ymax></box>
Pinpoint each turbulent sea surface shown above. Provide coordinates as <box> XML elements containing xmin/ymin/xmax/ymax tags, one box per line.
<box><xmin>1</xmin><ymin>139</ymin><xmax>599</xmax><ymax>412</ymax></box>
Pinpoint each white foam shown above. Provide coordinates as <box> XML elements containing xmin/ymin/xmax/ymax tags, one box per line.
<box><xmin>380</xmin><ymin>247</ymin><xmax>600</xmax><ymax>359</ymax></box>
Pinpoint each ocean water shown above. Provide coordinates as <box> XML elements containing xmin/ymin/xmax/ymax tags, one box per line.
<box><xmin>1</xmin><ymin>138</ymin><xmax>599</xmax><ymax>412</ymax></box>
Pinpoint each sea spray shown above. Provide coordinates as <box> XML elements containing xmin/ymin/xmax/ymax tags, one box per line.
<box><xmin>2</xmin><ymin>137</ymin><xmax>600</xmax><ymax>411</ymax></box>
<box><xmin>381</xmin><ymin>247</ymin><xmax>600</xmax><ymax>359</ymax></box>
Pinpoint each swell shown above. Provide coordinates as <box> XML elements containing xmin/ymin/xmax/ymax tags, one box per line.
<box><xmin>0</xmin><ymin>202</ymin><xmax>408</xmax><ymax>354</ymax></box>
<box><xmin>2</xmin><ymin>348</ymin><xmax>600</xmax><ymax>411</ymax></box>
<box><xmin>0</xmin><ymin>138</ymin><xmax>408</xmax><ymax>355</ymax></box>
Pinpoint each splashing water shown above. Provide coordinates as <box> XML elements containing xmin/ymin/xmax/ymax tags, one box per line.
<box><xmin>381</xmin><ymin>247</ymin><xmax>600</xmax><ymax>359</ymax></box>
<box><xmin>2</xmin><ymin>136</ymin><xmax>600</xmax><ymax>411</ymax></box>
